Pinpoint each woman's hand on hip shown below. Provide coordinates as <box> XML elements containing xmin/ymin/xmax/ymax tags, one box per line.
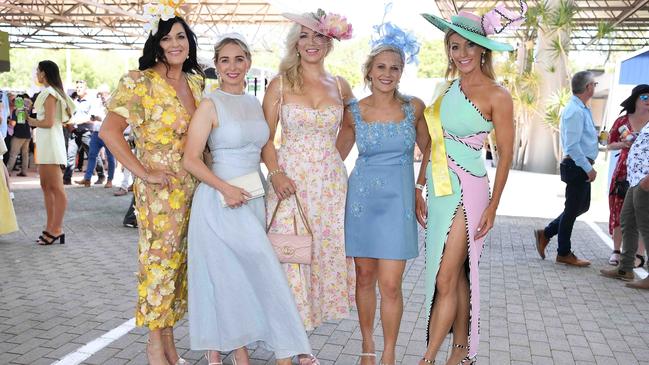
<box><xmin>271</xmin><ymin>173</ymin><xmax>297</xmax><ymax>200</ymax></box>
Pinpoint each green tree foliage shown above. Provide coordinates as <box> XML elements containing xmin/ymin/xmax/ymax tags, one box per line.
<box><xmin>326</xmin><ymin>36</ymin><xmax>370</xmax><ymax>88</ymax></box>
<box><xmin>417</xmin><ymin>38</ymin><xmax>446</xmax><ymax>78</ymax></box>
<box><xmin>0</xmin><ymin>48</ymin><xmax>138</xmax><ymax>92</ymax></box>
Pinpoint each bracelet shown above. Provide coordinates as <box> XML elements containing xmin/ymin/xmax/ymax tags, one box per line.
<box><xmin>267</xmin><ymin>169</ymin><xmax>285</xmax><ymax>181</ymax></box>
<box><xmin>415</xmin><ymin>183</ymin><xmax>426</xmax><ymax>190</ymax></box>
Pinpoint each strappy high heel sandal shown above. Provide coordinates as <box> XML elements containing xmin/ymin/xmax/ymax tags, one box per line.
<box><xmin>298</xmin><ymin>354</ymin><xmax>320</xmax><ymax>365</ymax></box>
<box><xmin>204</xmin><ymin>351</ymin><xmax>223</xmax><ymax>365</ymax></box>
<box><xmin>160</xmin><ymin>329</ymin><xmax>186</xmax><ymax>365</ymax></box>
<box><xmin>359</xmin><ymin>352</ymin><xmax>376</xmax><ymax>364</ymax></box>
<box><xmin>146</xmin><ymin>339</ymin><xmax>170</xmax><ymax>365</ymax></box>
<box><xmin>452</xmin><ymin>344</ymin><xmax>475</xmax><ymax>365</ymax></box>
<box><xmin>37</xmin><ymin>231</ymin><xmax>65</xmax><ymax>245</ymax></box>
<box><xmin>421</xmin><ymin>357</ymin><xmax>435</xmax><ymax>364</ymax></box>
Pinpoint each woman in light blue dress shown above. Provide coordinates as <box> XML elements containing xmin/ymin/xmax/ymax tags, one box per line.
<box><xmin>182</xmin><ymin>34</ymin><xmax>312</xmax><ymax>365</ymax></box>
<box><xmin>336</xmin><ymin>31</ymin><xmax>428</xmax><ymax>365</ymax></box>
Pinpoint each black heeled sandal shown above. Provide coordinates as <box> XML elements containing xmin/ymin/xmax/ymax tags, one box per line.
<box><xmin>37</xmin><ymin>231</ymin><xmax>65</xmax><ymax>245</ymax></box>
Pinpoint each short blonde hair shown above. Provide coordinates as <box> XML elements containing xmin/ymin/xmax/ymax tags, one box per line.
<box><xmin>362</xmin><ymin>45</ymin><xmax>407</xmax><ymax>102</ymax></box>
<box><xmin>279</xmin><ymin>21</ymin><xmax>333</xmax><ymax>93</ymax></box>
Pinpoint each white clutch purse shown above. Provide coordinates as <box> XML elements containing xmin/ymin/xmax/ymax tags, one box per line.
<box><xmin>220</xmin><ymin>172</ymin><xmax>265</xmax><ymax>207</ymax></box>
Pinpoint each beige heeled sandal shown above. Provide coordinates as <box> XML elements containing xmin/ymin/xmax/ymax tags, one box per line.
<box><xmin>204</xmin><ymin>351</ymin><xmax>223</xmax><ymax>365</ymax></box>
<box><xmin>160</xmin><ymin>329</ymin><xmax>187</xmax><ymax>365</ymax></box>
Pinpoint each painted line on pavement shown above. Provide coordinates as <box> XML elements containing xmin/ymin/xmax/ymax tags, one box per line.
<box><xmin>585</xmin><ymin>220</ymin><xmax>648</xmax><ymax>279</ymax></box>
<box><xmin>51</xmin><ymin>318</ymin><xmax>135</xmax><ymax>365</ymax></box>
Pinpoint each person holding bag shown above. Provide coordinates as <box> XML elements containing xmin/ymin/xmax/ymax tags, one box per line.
<box><xmin>261</xmin><ymin>11</ymin><xmax>356</xmax><ymax>348</ymax></box>
<box><xmin>605</xmin><ymin>84</ymin><xmax>649</xmax><ymax>267</ymax></box>
<box><xmin>27</xmin><ymin>60</ymin><xmax>75</xmax><ymax>245</ymax></box>
<box><xmin>182</xmin><ymin>34</ymin><xmax>312</xmax><ymax>365</ymax></box>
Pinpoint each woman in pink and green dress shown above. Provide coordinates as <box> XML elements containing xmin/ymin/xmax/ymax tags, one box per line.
<box><xmin>415</xmin><ymin>3</ymin><xmax>525</xmax><ymax>364</ymax></box>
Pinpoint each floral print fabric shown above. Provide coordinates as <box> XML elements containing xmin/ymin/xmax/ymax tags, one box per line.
<box><xmin>266</xmin><ymin>102</ymin><xmax>355</xmax><ymax>331</ymax></box>
<box><xmin>108</xmin><ymin>69</ymin><xmax>203</xmax><ymax>329</ymax></box>
<box><xmin>608</xmin><ymin>115</ymin><xmax>632</xmax><ymax>234</ymax></box>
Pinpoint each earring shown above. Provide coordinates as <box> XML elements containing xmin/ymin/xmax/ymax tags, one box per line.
<box><xmin>481</xmin><ymin>52</ymin><xmax>486</xmax><ymax>66</ymax></box>
<box><xmin>448</xmin><ymin>59</ymin><xmax>453</xmax><ymax>70</ymax></box>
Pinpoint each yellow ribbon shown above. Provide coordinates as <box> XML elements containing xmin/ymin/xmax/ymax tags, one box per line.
<box><xmin>424</xmin><ymin>84</ymin><xmax>453</xmax><ymax>197</ymax></box>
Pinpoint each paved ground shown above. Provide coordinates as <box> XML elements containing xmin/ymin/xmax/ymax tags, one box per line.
<box><xmin>2</xmin><ymin>170</ymin><xmax>649</xmax><ymax>365</ymax></box>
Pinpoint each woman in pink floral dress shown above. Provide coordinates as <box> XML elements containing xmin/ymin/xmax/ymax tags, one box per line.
<box><xmin>261</xmin><ymin>9</ymin><xmax>355</xmax><ymax>342</ymax></box>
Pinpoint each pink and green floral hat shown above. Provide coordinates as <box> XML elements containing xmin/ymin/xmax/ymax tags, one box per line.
<box><xmin>282</xmin><ymin>9</ymin><xmax>353</xmax><ymax>41</ymax></box>
<box><xmin>421</xmin><ymin>1</ymin><xmax>527</xmax><ymax>52</ymax></box>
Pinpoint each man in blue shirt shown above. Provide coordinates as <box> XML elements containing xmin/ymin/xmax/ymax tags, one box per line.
<box><xmin>534</xmin><ymin>71</ymin><xmax>599</xmax><ymax>267</ymax></box>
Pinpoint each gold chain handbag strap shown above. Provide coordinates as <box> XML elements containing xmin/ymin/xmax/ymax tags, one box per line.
<box><xmin>266</xmin><ymin>194</ymin><xmax>313</xmax><ymax>236</ymax></box>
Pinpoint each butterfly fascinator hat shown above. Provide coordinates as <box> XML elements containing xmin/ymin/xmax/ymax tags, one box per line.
<box><xmin>421</xmin><ymin>0</ymin><xmax>527</xmax><ymax>51</ymax></box>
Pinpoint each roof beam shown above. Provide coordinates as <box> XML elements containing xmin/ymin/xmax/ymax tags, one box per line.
<box><xmin>73</xmin><ymin>0</ymin><xmax>148</xmax><ymax>21</ymax></box>
<box><xmin>0</xmin><ymin>3</ymin><xmax>142</xmax><ymax>38</ymax></box>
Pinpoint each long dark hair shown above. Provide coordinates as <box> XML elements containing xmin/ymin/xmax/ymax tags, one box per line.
<box><xmin>139</xmin><ymin>16</ymin><xmax>205</xmax><ymax>78</ymax></box>
<box><xmin>38</xmin><ymin>60</ymin><xmax>72</xmax><ymax>116</ymax></box>
<box><xmin>38</xmin><ymin>60</ymin><xmax>65</xmax><ymax>96</ymax></box>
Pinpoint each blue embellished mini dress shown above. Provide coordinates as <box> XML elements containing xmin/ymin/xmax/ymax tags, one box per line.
<box><xmin>344</xmin><ymin>97</ymin><xmax>418</xmax><ymax>260</ymax></box>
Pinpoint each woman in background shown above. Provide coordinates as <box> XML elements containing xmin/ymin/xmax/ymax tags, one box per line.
<box><xmin>27</xmin><ymin>60</ymin><xmax>75</xmax><ymax>245</ymax></box>
<box><xmin>606</xmin><ymin>84</ymin><xmax>649</xmax><ymax>267</ymax></box>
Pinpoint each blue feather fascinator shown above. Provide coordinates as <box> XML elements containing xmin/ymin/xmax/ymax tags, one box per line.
<box><xmin>370</xmin><ymin>13</ymin><xmax>420</xmax><ymax>65</ymax></box>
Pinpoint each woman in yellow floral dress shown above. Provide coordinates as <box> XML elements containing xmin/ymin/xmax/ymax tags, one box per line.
<box><xmin>100</xmin><ymin>16</ymin><xmax>204</xmax><ymax>365</ymax></box>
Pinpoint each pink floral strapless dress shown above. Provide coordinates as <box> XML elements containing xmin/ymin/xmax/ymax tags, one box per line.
<box><xmin>266</xmin><ymin>102</ymin><xmax>355</xmax><ymax>330</ymax></box>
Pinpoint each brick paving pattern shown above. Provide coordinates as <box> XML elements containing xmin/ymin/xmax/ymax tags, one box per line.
<box><xmin>2</xmin><ymin>183</ymin><xmax>649</xmax><ymax>364</ymax></box>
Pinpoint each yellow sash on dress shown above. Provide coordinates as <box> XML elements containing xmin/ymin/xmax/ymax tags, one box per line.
<box><xmin>424</xmin><ymin>82</ymin><xmax>453</xmax><ymax>197</ymax></box>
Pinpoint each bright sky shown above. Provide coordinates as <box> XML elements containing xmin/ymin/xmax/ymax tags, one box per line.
<box><xmin>269</xmin><ymin>0</ymin><xmax>443</xmax><ymax>38</ymax></box>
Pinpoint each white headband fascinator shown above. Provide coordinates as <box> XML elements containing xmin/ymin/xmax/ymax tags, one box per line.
<box><xmin>214</xmin><ymin>32</ymin><xmax>250</xmax><ymax>49</ymax></box>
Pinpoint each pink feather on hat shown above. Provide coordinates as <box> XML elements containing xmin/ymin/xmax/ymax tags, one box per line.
<box><xmin>481</xmin><ymin>1</ymin><xmax>528</xmax><ymax>35</ymax></box>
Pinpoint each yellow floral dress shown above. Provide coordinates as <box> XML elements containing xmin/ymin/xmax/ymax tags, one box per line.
<box><xmin>108</xmin><ymin>69</ymin><xmax>204</xmax><ymax>329</ymax></box>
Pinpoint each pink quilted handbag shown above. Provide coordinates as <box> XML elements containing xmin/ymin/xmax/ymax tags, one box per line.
<box><xmin>266</xmin><ymin>195</ymin><xmax>313</xmax><ymax>265</ymax></box>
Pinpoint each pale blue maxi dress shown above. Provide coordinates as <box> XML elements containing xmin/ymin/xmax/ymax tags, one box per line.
<box><xmin>187</xmin><ymin>89</ymin><xmax>311</xmax><ymax>359</ymax></box>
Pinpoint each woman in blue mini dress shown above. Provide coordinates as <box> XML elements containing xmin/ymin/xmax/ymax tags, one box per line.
<box><xmin>336</xmin><ymin>28</ymin><xmax>428</xmax><ymax>365</ymax></box>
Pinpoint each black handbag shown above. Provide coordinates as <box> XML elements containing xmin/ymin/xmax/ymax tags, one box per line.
<box><xmin>612</xmin><ymin>178</ymin><xmax>630</xmax><ymax>197</ymax></box>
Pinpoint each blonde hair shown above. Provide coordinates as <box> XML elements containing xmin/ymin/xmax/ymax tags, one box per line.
<box><xmin>278</xmin><ymin>21</ymin><xmax>333</xmax><ymax>93</ymax></box>
<box><xmin>444</xmin><ymin>30</ymin><xmax>495</xmax><ymax>81</ymax></box>
<box><xmin>213</xmin><ymin>37</ymin><xmax>251</xmax><ymax>63</ymax></box>
<box><xmin>362</xmin><ymin>45</ymin><xmax>407</xmax><ymax>102</ymax></box>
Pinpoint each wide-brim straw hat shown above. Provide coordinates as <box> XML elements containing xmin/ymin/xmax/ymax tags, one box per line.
<box><xmin>421</xmin><ymin>12</ymin><xmax>514</xmax><ymax>52</ymax></box>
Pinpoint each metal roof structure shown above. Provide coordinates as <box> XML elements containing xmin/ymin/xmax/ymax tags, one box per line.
<box><xmin>435</xmin><ymin>0</ymin><xmax>649</xmax><ymax>52</ymax></box>
<box><xmin>0</xmin><ymin>0</ymin><xmax>289</xmax><ymax>50</ymax></box>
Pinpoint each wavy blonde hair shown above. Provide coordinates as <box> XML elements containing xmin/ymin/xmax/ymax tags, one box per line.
<box><xmin>362</xmin><ymin>44</ymin><xmax>407</xmax><ymax>102</ymax></box>
<box><xmin>444</xmin><ymin>30</ymin><xmax>495</xmax><ymax>81</ymax></box>
<box><xmin>278</xmin><ymin>21</ymin><xmax>333</xmax><ymax>93</ymax></box>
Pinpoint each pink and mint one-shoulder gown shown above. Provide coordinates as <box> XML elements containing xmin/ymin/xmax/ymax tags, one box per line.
<box><xmin>425</xmin><ymin>79</ymin><xmax>493</xmax><ymax>360</ymax></box>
